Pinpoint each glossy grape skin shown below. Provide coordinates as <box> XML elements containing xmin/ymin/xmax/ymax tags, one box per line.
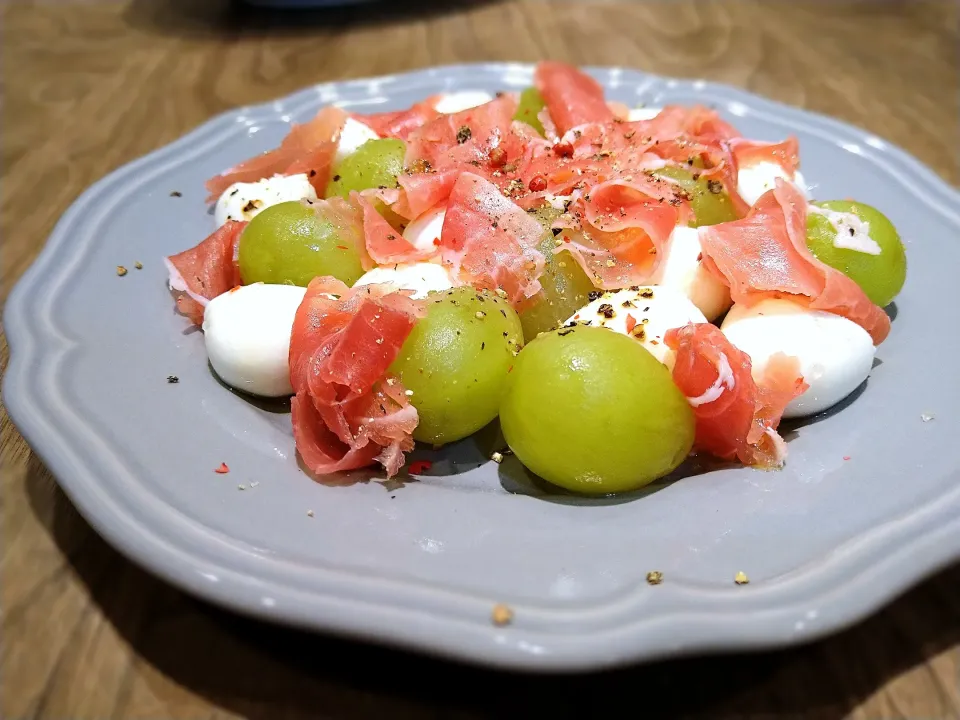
<box><xmin>500</xmin><ymin>326</ymin><xmax>694</xmax><ymax>495</ymax></box>
<box><xmin>654</xmin><ymin>166</ymin><xmax>739</xmax><ymax>227</ymax></box>
<box><xmin>389</xmin><ymin>287</ymin><xmax>523</xmax><ymax>445</ymax></box>
<box><xmin>238</xmin><ymin>201</ymin><xmax>365</xmax><ymax>287</ymax></box>
<box><xmin>806</xmin><ymin>200</ymin><xmax>906</xmax><ymax>307</ymax></box>
<box><xmin>519</xmin><ymin>235</ymin><xmax>596</xmax><ymax>342</ymax></box>
<box><xmin>513</xmin><ymin>87</ymin><xmax>546</xmax><ymax>136</ymax></box>
<box><xmin>325</xmin><ymin>139</ymin><xmax>406</xmax><ymax>199</ymax></box>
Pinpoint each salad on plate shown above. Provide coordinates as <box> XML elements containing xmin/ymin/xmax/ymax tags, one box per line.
<box><xmin>164</xmin><ymin>61</ymin><xmax>906</xmax><ymax>495</ymax></box>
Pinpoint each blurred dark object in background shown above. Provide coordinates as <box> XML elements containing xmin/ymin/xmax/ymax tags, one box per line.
<box><xmin>242</xmin><ymin>0</ymin><xmax>378</xmax><ymax>6</ymax></box>
<box><xmin>125</xmin><ymin>0</ymin><xmax>495</xmax><ymax>36</ymax></box>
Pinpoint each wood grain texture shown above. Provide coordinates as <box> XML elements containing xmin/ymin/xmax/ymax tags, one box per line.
<box><xmin>1</xmin><ymin>1</ymin><xmax>958</xmax><ymax>718</ymax></box>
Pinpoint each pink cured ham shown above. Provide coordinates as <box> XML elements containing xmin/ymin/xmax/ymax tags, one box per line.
<box><xmin>666</xmin><ymin>323</ymin><xmax>807</xmax><ymax>468</ymax></box>
<box><xmin>352</xmin><ymin>192</ymin><xmax>432</xmax><ymax>265</ymax></box>
<box><xmin>352</xmin><ymin>96</ymin><xmax>443</xmax><ymax>140</ymax></box>
<box><xmin>164</xmin><ymin>221</ymin><xmax>246</xmax><ymax>325</ymax></box>
<box><xmin>534</xmin><ymin>61</ymin><xmax>614</xmax><ymax>136</ymax></box>
<box><xmin>383</xmin><ymin>99</ymin><xmax>554</xmax><ymax>220</ymax></box>
<box><xmin>384</xmin><ymin>99</ymin><xmax>557</xmax><ymax>222</ymax></box>
<box><xmin>516</xmin><ymin>104</ymin><xmax>747</xmax><ymax>217</ymax></box>
<box><xmin>404</xmin><ymin>94</ymin><xmax>519</xmax><ymax>169</ymax></box>
<box><xmin>698</xmin><ymin>181</ymin><xmax>891</xmax><ymax>344</ymax></box>
<box><xmin>731</xmin><ymin>137</ymin><xmax>800</xmax><ymax>176</ymax></box>
<box><xmin>632</xmin><ymin>106</ymin><xmax>749</xmax><ymax>217</ymax></box>
<box><xmin>384</xmin><ymin>96</ymin><xmax>536</xmax><ymax>220</ymax></box>
<box><xmin>391</xmin><ymin>167</ymin><xmax>461</xmax><ymax>221</ymax></box>
<box><xmin>204</xmin><ymin>107</ymin><xmax>347</xmax><ymax>201</ymax></box>
<box><xmin>649</xmin><ymin>106</ymin><xmax>750</xmax><ymax>216</ymax></box>
<box><xmin>314</xmin><ymin>195</ymin><xmax>375</xmax><ymax>271</ymax></box>
<box><xmin>289</xmin><ymin>278</ymin><xmax>426</xmax><ymax>478</ymax></box>
<box><xmin>439</xmin><ymin>172</ymin><xmax>545</xmax><ymax>305</ymax></box>
<box><xmin>291</xmin><ymin>399</ymin><xmax>382</xmax><ymax>476</ymax></box>
<box><xmin>607</xmin><ymin>101</ymin><xmax>631</xmax><ymax>121</ymax></box>
<box><xmin>561</xmin><ymin>180</ymin><xmax>679</xmax><ymax>288</ymax></box>
<box><xmin>644</xmin><ymin>104</ymin><xmax>741</xmax><ymax>145</ymax></box>
<box><xmin>544</xmin><ymin>106</ymin><xmax>749</xmax><ymax>216</ymax></box>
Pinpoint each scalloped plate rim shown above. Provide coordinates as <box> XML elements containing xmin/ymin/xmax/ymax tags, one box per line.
<box><xmin>5</xmin><ymin>63</ymin><xmax>960</xmax><ymax>671</ymax></box>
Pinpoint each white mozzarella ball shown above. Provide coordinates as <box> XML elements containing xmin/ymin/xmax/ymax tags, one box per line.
<box><xmin>214</xmin><ymin>174</ymin><xmax>317</xmax><ymax>226</ymax></box>
<box><xmin>353</xmin><ymin>262</ymin><xmax>454</xmax><ymax>299</ymax></box>
<box><xmin>202</xmin><ymin>284</ymin><xmax>306</xmax><ymax>398</ymax></box>
<box><xmin>335</xmin><ymin>117</ymin><xmax>381</xmax><ymax>163</ymax></box>
<box><xmin>737</xmin><ymin>162</ymin><xmax>810</xmax><ymax>207</ymax></box>
<box><xmin>403</xmin><ymin>204</ymin><xmax>447</xmax><ymax>255</ymax></box>
<box><xmin>433</xmin><ymin>91</ymin><xmax>495</xmax><ymax>114</ymax></box>
<box><xmin>649</xmin><ymin>225</ymin><xmax>732</xmax><ymax>322</ymax></box>
<box><xmin>565</xmin><ymin>285</ymin><xmax>706</xmax><ymax>366</ymax></box>
<box><xmin>627</xmin><ymin>107</ymin><xmax>662</xmax><ymax>121</ymax></box>
<box><xmin>721</xmin><ymin>298</ymin><xmax>875</xmax><ymax>418</ymax></box>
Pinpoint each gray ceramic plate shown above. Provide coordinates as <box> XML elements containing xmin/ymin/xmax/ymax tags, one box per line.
<box><xmin>5</xmin><ymin>64</ymin><xmax>960</xmax><ymax>672</ymax></box>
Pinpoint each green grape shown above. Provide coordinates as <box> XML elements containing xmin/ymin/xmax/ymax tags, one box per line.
<box><xmin>528</xmin><ymin>202</ymin><xmax>563</xmax><ymax>232</ymax></box>
<box><xmin>500</xmin><ymin>326</ymin><xmax>694</xmax><ymax>495</ymax></box>
<box><xmin>806</xmin><ymin>200</ymin><xmax>906</xmax><ymax>307</ymax></box>
<box><xmin>389</xmin><ymin>287</ymin><xmax>523</xmax><ymax>445</ymax></box>
<box><xmin>238</xmin><ymin>201</ymin><xmax>365</xmax><ymax>287</ymax></box>
<box><xmin>514</xmin><ymin>202</ymin><xmax>596</xmax><ymax>341</ymax></box>
<box><xmin>325</xmin><ymin>138</ymin><xmax>406</xmax><ymax>199</ymax></box>
<box><xmin>654</xmin><ymin>166</ymin><xmax>739</xmax><ymax>227</ymax></box>
<box><xmin>513</xmin><ymin>87</ymin><xmax>546</xmax><ymax>136</ymax></box>
<box><xmin>519</xmin><ymin>234</ymin><xmax>596</xmax><ymax>342</ymax></box>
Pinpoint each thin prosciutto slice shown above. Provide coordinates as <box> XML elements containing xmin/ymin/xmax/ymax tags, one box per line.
<box><xmin>352</xmin><ymin>192</ymin><xmax>432</xmax><ymax>265</ymax></box>
<box><xmin>698</xmin><ymin>180</ymin><xmax>891</xmax><ymax>344</ymax></box>
<box><xmin>561</xmin><ymin>179</ymin><xmax>679</xmax><ymax>288</ymax></box>
<box><xmin>289</xmin><ymin>278</ymin><xmax>425</xmax><ymax>478</ymax></box>
<box><xmin>352</xmin><ymin>96</ymin><xmax>443</xmax><ymax>140</ymax></box>
<box><xmin>404</xmin><ymin>94</ymin><xmax>519</xmax><ymax>169</ymax></box>
<box><xmin>644</xmin><ymin>104</ymin><xmax>741</xmax><ymax>145</ymax></box>
<box><xmin>204</xmin><ymin>107</ymin><xmax>347</xmax><ymax>201</ymax></box>
<box><xmin>637</xmin><ymin>105</ymin><xmax>749</xmax><ymax>217</ymax></box>
<box><xmin>607</xmin><ymin>101</ymin><xmax>631</xmax><ymax>121</ymax></box>
<box><xmin>534</xmin><ymin>61</ymin><xmax>614</xmax><ymax>136</ymax></box>
<box><xmin>391</xmin><ymin>167</ymin><xmax>461</xmax><ymax>220</ymax></box>
<box><xmin>439</xmin><ymin>172</ymin><xmax>545</xmax><ymax>304</ymax></box>
<box><xmin>384</xmin><ymin>96</ymin><xmax>530</xmax><ymax>220</ymax></box>
<box><xmin>731</xmin><ymin>137</ymin><xmax>800</xmax><ymax>176</ymax></box>
<box><xmin>558</xmin><ymin>106</ymin><xmax>748</xmax><ymax>216</ymax></box>
<box><xmin>666</xmin><ymin>323</ymin><xmax>807</xmax><ymax>468</ymax></box>
<box><xmin>517</xmin><ymin>104</ymin><xmax>748</xmax><ymax>217</ymax></box>
<box><xmin>164</xmin><ymin>220</ymin><xmax>246</xmax><ymax>325</ymax></box>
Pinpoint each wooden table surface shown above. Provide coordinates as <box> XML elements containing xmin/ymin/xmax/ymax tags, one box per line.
<box><xmin>2</xmin><ymin>1</ymin><xmax>958</xmax><ymax>717</ymax></box>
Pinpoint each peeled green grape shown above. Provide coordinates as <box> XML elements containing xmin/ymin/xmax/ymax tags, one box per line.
<box><xmin>325</xmin><ymin>138</ymin><xmax>405</xmax><ymax>199</ymax></box>
<box><xmin>654</xmin><ymin>166</ymin><xmax>739</xmax><ymax>227</ymax></box>
<box><xmin>513</xmin><ymin>87</ymin><xmax>546</xmax><ymax>136</ymax></box>
<box><xmin>806</xmin><ymin>200</ymin><xmax>906</xmax><ymax>307</ymax></box>
<box><xmin>389</xmin><ymin>287</ymin><xmax>523</xmax><ymax>445</ymax></box>
<box><xmin>238</xmin><ymin>200</ymin><xmax>365</xmax><ymax>287</ymax></box>
<box><xmin>519</xmin><ymin>235</ymin><xmax>596</xmax><ymax>342</ymax></box>
<box><xmin>515</xmin><ymin>203</ymin><xmax>596</xmax><ymax>341</ymax></box>
<box><xmin>500</xmin><ymin>326</ymin><xmax>694</xmax><ymax>494</ymax></box>
<box><xmin>529</xmin><ymin>203</ymin><xmax>563</xmax><ymax>230</ymax></box>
